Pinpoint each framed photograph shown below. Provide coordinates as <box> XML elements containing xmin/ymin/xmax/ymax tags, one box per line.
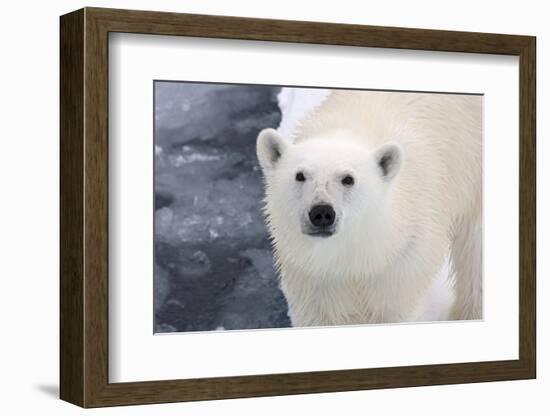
<box><xmin>60</xmin><ymin>7</ymin><xmax>536</xmax><ymax>408</ymax></box>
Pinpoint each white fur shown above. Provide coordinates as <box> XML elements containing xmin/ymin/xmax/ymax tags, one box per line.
<box><xmin>257</xmin><ymin>90</ymin><xmax>482</xmax><ymax>327</ymax></box>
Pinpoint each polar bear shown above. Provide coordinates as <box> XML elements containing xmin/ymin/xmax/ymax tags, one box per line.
<box><xmin>256</xmin><ymin>90</ymin><xmax>482</xmax><ymax>327</ymax></box>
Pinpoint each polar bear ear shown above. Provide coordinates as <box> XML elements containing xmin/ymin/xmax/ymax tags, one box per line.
<box><xmin>374</xmin><ymin>143</ymin><xmax>403</xmax><ymax>181</ymax></box>
<box><xmin>257</xmin><ymin>128</ymin><xmax>288</xmax><ymax>170</ymax></box>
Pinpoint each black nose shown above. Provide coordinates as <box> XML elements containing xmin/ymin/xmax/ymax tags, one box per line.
<box><xmin>309</xmin><ymin>204</ymin><xmax>336</xmax><ymax>227</ymax></box>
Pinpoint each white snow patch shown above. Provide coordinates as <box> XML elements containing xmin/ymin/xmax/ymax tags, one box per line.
<box><xmin>276</xmin><ymin>87</ymin><xmax>331</xmax><ymax>139</ymax></box>
<box><xmin>173</xmin><ymin>152</ymin><xmax>221</xmax><ymax>166</ymax></box>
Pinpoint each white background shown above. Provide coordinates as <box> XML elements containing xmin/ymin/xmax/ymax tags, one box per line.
<box><xmin>0</xmin><ymin>0</ymin><xmax>546</xmax><ymax>414</ymax></box>
<box><xmin>110</xmin><ymin>34</ymin><xmax>519</xmax><ymax>382</ymax></box>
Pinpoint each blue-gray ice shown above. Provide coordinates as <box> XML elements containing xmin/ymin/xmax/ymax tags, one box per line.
<box><xmin>154</xmin><ymin>82</ymin><xmax>291</xmax><ymax>333</ymax></box>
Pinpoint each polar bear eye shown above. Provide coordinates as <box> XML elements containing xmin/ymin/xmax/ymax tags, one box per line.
<box><xmin>341</xmin><ymin>175</ymin><xmax>354</xmax><ymax>186</ymax></box>
<box><xmin>295</xmin><ymin>172</ymin><xmax>306</xmax><ymax>182</ymax></box>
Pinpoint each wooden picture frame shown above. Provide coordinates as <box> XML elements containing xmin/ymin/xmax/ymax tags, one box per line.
<box><xmin>60</xmin><ymin>7</ymin><xmax>536</xmax><ymax>408</ymax></box>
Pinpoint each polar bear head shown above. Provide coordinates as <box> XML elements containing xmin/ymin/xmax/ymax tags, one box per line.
<box><xmin>256</xmin><ymin>128</ymin><xmax>403</xmax><ymax>243</ymax></box>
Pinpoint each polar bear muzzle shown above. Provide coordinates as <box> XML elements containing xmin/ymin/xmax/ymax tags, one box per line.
<box><xmin>308</xmin><ymin>204</ymin><xmax>335</xmax><ymax>227</ymax></box>
<box><xmin>304</xmin><ymin>204</ymin><xmax>337</xmax><ymax>237</ymax></box>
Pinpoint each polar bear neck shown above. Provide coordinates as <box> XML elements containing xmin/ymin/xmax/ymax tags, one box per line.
<box><xmin>271</xmin><ymin>217</ymin><xmax>443</xmax><ymax>325</ymax></box>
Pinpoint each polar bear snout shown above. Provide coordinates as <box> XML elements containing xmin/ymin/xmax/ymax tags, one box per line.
<box><xmin>303</xmin><ymin>204</ymin><xmax>337</xmax><ymax>237</ymax></box>
<box><xmin>309</xmin><ymin>204</ymin><xmax>335</xmax><ymax>227</ymax></box>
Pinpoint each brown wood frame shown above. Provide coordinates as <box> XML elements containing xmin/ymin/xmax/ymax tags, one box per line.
<box><xmin>60</xmin><ymin>7</ymin><xmax>536</xmax><ymax>408</ymax></box>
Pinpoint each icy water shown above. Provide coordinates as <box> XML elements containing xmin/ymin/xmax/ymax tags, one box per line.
<box><xmin>154</xmin><ymin>82</ymin><xmax>291</xmax><ymax>333</ymax></box>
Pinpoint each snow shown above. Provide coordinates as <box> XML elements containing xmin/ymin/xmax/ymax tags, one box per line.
<box><xmin>276</xmin><ymin>87</ymin><xmax>330</xmax><ymax>139</ymax></box>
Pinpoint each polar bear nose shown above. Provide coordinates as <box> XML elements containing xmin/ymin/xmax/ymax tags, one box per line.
<box><xmin>309</xmin><ymin>204</ymin><xmax>336</xmax><ymax>227</ymax></box>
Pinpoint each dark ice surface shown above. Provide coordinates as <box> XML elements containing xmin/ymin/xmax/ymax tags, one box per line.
<box><xmin>154</xmin><ymin>81</ymin><xmax>291</xmax><ymax>333</ymax></box>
